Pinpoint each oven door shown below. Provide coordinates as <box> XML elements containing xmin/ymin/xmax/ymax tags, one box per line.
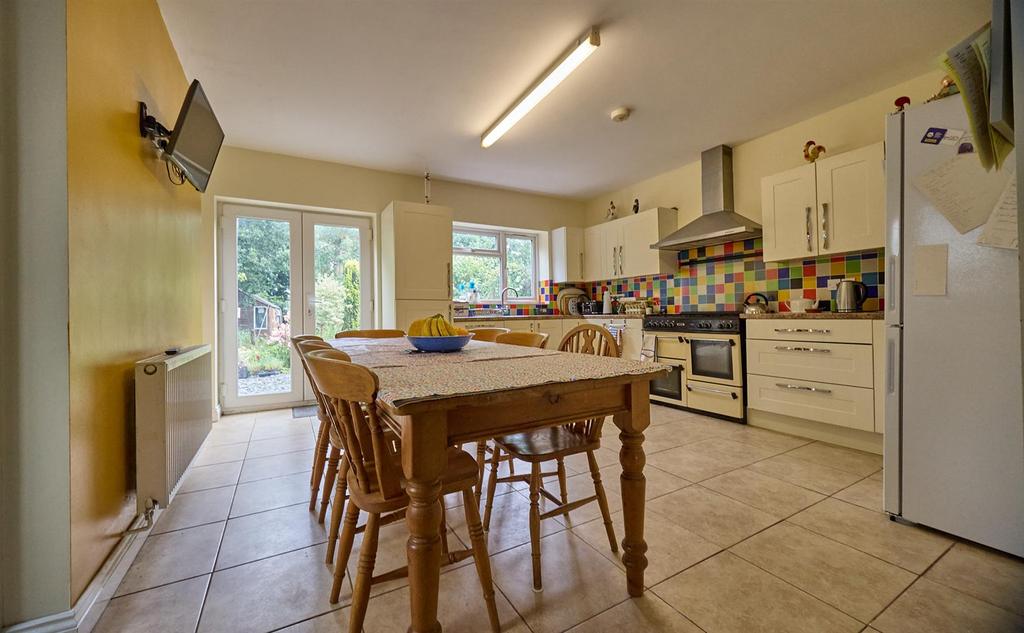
<box><xmin>685</xmin><ymin>333</ymin><xmax>742</xmax><ymax>386</ymax></box>
<box><xmin>649</xmin><ymin>335</ymin><xmax>687</xmax><ymax>405</ymax></box>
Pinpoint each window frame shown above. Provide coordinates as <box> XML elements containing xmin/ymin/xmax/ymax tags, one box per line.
<box><xmin>452</xmin><ymin>226</ymin><xmax>538</xmax><ymax>303</ymax></box>
<box><xmin>253</xmin><ymin>304</ymin><xmax>269</xmax><ymax>332</ymax></box>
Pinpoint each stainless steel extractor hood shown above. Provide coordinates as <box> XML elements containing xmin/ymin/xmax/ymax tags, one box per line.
<box><xmin>652</xmin><ymin>145</ymin><xmax>762</xmax><ymax>251</ymax></box>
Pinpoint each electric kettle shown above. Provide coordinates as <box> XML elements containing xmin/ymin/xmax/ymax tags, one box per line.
<box><xmin>834</xmin><ymin>279</ymin><xmax>867</xmax><ymax>312</ymax></box>
<box><xmin>743</xmin><ymin>293</ymin><xmax>771</xmax><ymax>315</ymax></box>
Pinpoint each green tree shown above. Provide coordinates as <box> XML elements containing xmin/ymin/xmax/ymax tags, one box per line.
<box><xmin>340</xmin><ymin>260</ymin><xmax>360</xmax><ymax>330</ymax></box>
<box><xmin>237</xmin><ymin>218</ymin><xmax>291</xmax><ymax>315</ymax></box>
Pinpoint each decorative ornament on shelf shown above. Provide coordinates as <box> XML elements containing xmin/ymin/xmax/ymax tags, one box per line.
<box><xmin>423</xmin><ymin>171</ymin><xmax>431</xmax><ymax>204</ymax></box>
<box><xmin>803</xmin><ymin>140</ymin><xmax>826</xmax><ymax>163</ymax></box>
<box><xmin>606</xmin><ymin>201</ymin><xmax>617</xmax><ymax>221</ymax></box>
<box><xmin>632</xmin><ymin>198</ymin><xmax>640</xmax><ymax>214</ymax></box>
<box><xmin>893</xmin><ymin>96</ymin><xmax>911</xmax><ymax>113</ymax></box>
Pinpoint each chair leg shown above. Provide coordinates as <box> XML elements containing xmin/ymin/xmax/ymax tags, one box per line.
<box><xmin>475</xmin><ymin>441</ymin><xmax>487</xmax><ymax>507</ymax></box>
<box><xmin>462</xmin><ymin>488</ymin><xmax>501</xmax><ymax>633</ymax></box>
<box><xmin>529</xmin><ymin>462</ymin><xmax>542</xmax><ymax>591</ymax></box>
<box><xmin>440</xmin><ymin>504</ymin><xmax>450</xmax><ymax>561</ymax></box>
<box><xmin>309</xmin><ymin>417</ymin><xmax>331</xmax><ymax>511</ymax></box>
<box><xmin>483</xmin><ymin>445</ymin><xmax>501</xmax><ymax>532</ymax></box>
<box><xmin>325</xmin><ymin>460</ymin><xmax>349</xmax><ymax>564</ymax></box>
<box><xmin>556</xmin><ymin>458</ymin><xmax>569</xmax><ymax>504</ymax></box>
<box><xmin>587</xmin><ymin>450</ymin><xmax>618</xmax><ymax>553</ymax></box>
<box><xmin>331</xmin><ymin>500</ymin><xmax>360</xmax><ymax>603</ymax></box>
<box><xmin>348</xmin><ymin>512</ymin><xmax>380</xmax><ymax>633</ymax></box>
<box><xmin>319</xmin><ymin>445</ymin><xmax>340</xmax><ymax>523</ymax></box>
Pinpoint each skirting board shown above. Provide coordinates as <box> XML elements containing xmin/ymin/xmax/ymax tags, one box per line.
<box><xmin>3</xmin><ymin>509</ymin><xmax>162</xmax><ymax>633</ymax></box>
<box><xmin>747</xmin><ymin>409</ymin><xmax>883</xmax><ymax>455</ymax></box>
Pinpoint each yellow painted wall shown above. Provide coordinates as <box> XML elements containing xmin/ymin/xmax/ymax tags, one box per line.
<box><xmin>66</xmin><ymin>0</ymin><xmax>203</xmax><ymax>600</ymax></box>
<box><xmin>584</xmin><ymin>70</ymin><xmax>946</xmax><ymax>227</ymax></box>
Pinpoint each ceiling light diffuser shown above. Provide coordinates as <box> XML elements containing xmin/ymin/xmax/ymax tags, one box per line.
<box><xmin>481</xmin><ymin>27</ymin><xmax>600</xmax><ymax>148</ymax></box>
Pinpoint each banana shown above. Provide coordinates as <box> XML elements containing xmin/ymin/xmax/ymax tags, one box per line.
<box><xmin>408</xmin><ymin>318</ymin><xmax>425</xmax><ymax>336</ymax></box>
<box><xmin>429</xmin><ymin>316</ymin><xmax>441</xmax><ymax>336</ymax></box>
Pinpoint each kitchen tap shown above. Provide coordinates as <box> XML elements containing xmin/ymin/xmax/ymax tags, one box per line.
<box><xmin>500</xmin><ymin>287</ymin><xmax>519</xmax><ymax>315</ymax></box>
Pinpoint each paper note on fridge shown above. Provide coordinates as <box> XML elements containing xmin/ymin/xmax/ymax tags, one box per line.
<box><xmin>912</xmin><ymin>244</ymin><xmax>949</xmax><ymax>296</ymax></box>
<box><xmin>978</xmin><ymin>176</ymin><xmax>1018</xmax><ymax>249</ymax></box>
<box><xmin>912</xmin><ymin>152</ymin><xmax>1012</xmax><ymax>234</ymax></box>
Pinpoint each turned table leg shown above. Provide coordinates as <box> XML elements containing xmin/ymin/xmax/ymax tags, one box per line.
<box><xmin>613</xmin><ymin>380</ymin><xmax>650</xmax><ymax>597</ymax></box>
<box><xmin>401</xmin><ymin>411</ymin><xmax>447</xmax><ymax>633</ymax></box>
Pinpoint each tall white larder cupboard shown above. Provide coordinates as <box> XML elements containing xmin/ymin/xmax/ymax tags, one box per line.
<box><xmin>380</xmin><ymin>201</ymin><xmax>453</xmax><ymax>330</ymax></box>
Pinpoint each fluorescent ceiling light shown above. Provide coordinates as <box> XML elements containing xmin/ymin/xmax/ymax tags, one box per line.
<box><xmin>481</xmin><ymin>27</ymin><xmax>600</xmax><ymax>148</ymax></box>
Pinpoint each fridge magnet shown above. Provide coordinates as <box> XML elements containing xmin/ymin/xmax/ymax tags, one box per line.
<box><xmin>893</xmin><ymin>96</ymin><xmax>911</xmax><ymax>113</ymax></box>
<box><xmin>920</xmin><ymin>127</ymin><xmax>947</xmax><ymax>144</ymax></box>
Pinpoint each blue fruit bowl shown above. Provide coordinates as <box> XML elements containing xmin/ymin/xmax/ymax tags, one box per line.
<box><xmin>406</xmin><ymin>334</ymin><xmax>475</xmax><ymax>353</ymax></box>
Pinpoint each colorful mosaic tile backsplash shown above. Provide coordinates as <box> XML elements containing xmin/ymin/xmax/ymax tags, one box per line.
<box><xmin>467</xmin><ymin>238</ymin><xmax>884</xmax><ymax>315</ymax></box>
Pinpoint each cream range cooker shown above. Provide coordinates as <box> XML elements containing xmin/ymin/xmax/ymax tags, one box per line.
<box><xmin>642</xmin><ymin>312</ymin><xmax>746</xmax><ymax>422</ymax></box>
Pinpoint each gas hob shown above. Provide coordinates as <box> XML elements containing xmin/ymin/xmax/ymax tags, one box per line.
<box><xmin>642</xmin><ymin>312</ymin><xmax>742</xmax><ymax>334</ymax></box>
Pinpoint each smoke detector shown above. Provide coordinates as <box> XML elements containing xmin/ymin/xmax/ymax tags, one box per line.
<box><xmin>609</xmin><ymin>106</ymin><xmax>632</xmax><ymax>122</ymax></box>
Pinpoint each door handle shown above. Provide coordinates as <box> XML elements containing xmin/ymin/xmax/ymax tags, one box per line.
<box><xmin>821</xmin><ymin>202</ymin><xmax>830</xmax><ymax>249</ymax></box>
<box><xmin>446</xmin><ymin>262</ymin><xmax>452</xmax><ymax>299</ymax></box>
<box><xmin>805</xmin><ymin>206</ymin><xmax>813</xmax><ymax>252</ymax></box>
<box><xmin>886</xmin><ymin>340</ymin><xmax>896</xmax><ymax>394</ymax></box>
<box><xmin>686</xmin><ymin>384</ymin><xmax>738</xmax><ymax>399</ymax></box>
<box><xmin>611</xmin><ymin>247</ymin><xmax>616</xmax><ymax>276</ymax></box>
<box><xmin>617</xmin><ymin>245</ymin><xmax>623</xmax><ymax>276</ymax></box>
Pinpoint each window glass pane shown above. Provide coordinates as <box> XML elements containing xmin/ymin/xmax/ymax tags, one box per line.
<box><xmin>313</xmin><ymin>224</ymin><xmax>362</xmax><ymax>338</ymax></box>
<box><xmin>453</xmin><ymin>231</ymin><xmax>498</xmax><ymax>250</ymax></box>
<box><xmin>506</xmin><ymin>236</ymin><xmax>535</xmax><ymax>298</ymax></box>
<box><xmin>452</xmin><ymin>253</ymin><xmax>500</xmax><ymax>301</ymax></box>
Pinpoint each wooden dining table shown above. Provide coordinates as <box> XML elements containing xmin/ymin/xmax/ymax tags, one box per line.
<box><xmin>329</xmin><ymin>337</ymin><xmax>668</xmax><ymax>633</ymax></box>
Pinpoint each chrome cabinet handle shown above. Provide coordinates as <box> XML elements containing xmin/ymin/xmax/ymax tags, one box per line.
<box><xmin>886</xmin><ymin>340</ymin><xmax>895</xmax><ymax>394</ymax></box>
<box><xmin>579</xmin><ymin>252</ymin><xmax>584</xmax><ymax>277</ymax></box>
<box><xmin>821</xmin><ymin>202</ymin><xmax>830</xmax><ymax>249</ymax></box>
<box><xmin>686</xmin><ymin>384</ymin><xmax>738</xmax><ymax>399</ymax></box>
<box><xmin>774</xmin><ymin>345</ymin><xmax>831</xmax><ymax>353</ymax></box>
<box><xmin>773</xmin><ymin>327</ymin><xmax>831</xmax><ymax>334</ymax></box>
<box><xmin>805</xmin><ymin>206</ymin><xmax>813</xmax><ymax>252</ymax></box>
<box><xmin>611</xmin><ymin>247</ymin><xmax>617</xmax><ymax>275</ymax></box>
<box><xmin>888</xmin><ymin>256</ymin><xmax>898</xmax><ymax>313</ymax></box>
<box><xmin>776</xmin><ymin>382</ymin><xmax>832</xmax><ymax>394</ymax></box>
<box><xmin>447</xmin><ymin>262</ymin><xmax>452</xmax><ymax>299</ymax></box>
<box><xmin>618</xmin><ymin>246</ymin><xmax>623</xmax><ymax>276</ymax></box>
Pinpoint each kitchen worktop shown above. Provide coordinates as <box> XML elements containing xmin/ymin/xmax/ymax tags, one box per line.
<box><xmin>454</xmin><ymin>313</ymin><xmax>644</xmax><ymax>321</ymax></box>
<box><xmin>740</xmin><ymin>311</ymin><xmax>884</xmax><ymax>320</ymax></box>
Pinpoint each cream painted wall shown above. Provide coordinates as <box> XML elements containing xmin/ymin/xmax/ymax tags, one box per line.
<box><xmin>584</xmin><ymin>70</ymin><xmax>946</xmax><ymax>229</ymax></box>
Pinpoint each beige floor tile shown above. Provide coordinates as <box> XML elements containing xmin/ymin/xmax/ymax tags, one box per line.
<box><xmin>251</xmin><ymin>416</ymin><xmax>318</xmax><ymax>440</ymax></box>
<box><xmin>834</xmin><ymin>475</ymin><xmax>883</xmax><ymax>512</ymax></box>
<box><xmin>647</xmin><ymin>443</ymin><xmax>747</xmax><ymax>483</ymax></box>
<box><xmin>789</xmin><ymin>498</ymin><xmax>953</xmax><ymax>574</ymax></box>
<box><xmin>451</xmin><ymin>486</ymin><xmax>565</xmax><ymax>555</ymax></box>
<box><xmin>194</xmin><ymin>441</ymin><xmax>248</xmax><ymax>467</ymax></box>
<box><xmin>570</xmin><ymin>509</ymin><xmax>720</xmax><ymax>585</ymax></box>
<box><xmin>199</xmin><ymin>544</ymin><xmax>347</xmax><ymax>633</ymax></box>
<box><xmin>115</xmin><ymin>522</ymin><xmax>223</xmax><ymax>596</ymax></box>
<box><xmin>246</xmin><ymin>433</ymin><xmax>316</xmax><ymax>459</ymax></box>
<box><xmin>239</xmin><ymin>449</ymin><xmax>315</xmax><ymax>482</ymax></box>
<box><xmin>701</xmin><ymin>468</ymin><xmax>825</xmax><ymax>517</ymax></box>
<box><xmin>567</xmin><ymin>595</ymin><xmax>703</xmax><ymax>632</ymax></box>
<box><xmin>255</xmin><ymin>407</ymin><xmax>297</xmax><ymax>422</ymax></box>
<box><xmin>531</xmin><ymin>469</ymin><xmax>623</xmax><ymax>528</ymax></box>
<box><xmin>648</xmin><ymin>486</ymin><xmax>778</xmax><ymax>548</ymax></box>
<box><xmin>562</xmin><ymin>446</ymin><xmax>620</xmax><ymax>473</ymax></box>
<box><xmin>230</xmin><ymin>471</ymin><xmax>312</xmax><ymax>517</ymax></box>
<box><xmin>276</xmin><ymin>608</ymin><xmax>348</xmax><ymax>633</ymax></box>
<box><xmin>731</xmin><ymin>522</ymin><xmax>916</xmax><ymax>622</ymax></box>
<box><xmin>178</xmin><ymin>460</ymin><xmax>242</xmax><ymax>494</ymax></box>
<box><xmin>217</xmin><ymin>412</ymin><xmax>257</xmax><ymax>427</ymax></box>
<box><xmin>650</xmin><ymin>404</ymin><xmax>691</xmax><ymax>426</ymax></box>
<box><xmin>748</xmin><ymin>453</ymin><xmax>863</xmax><ymax>494</ymax></box>
<box><xmin>597</xmin><ymin>462</ymin><xmax>690</xmax><ymax>501</ymax></box>
<box><xmin>924</xmin><ymin>542</ymin><xmax>1024</xmax><ymax>616</ymax></box>
<box><xmin>152</xmin><ymin>486</ymin><xmax>234</xmax><ymax>534</ymax></box>
<box><xmin>628</xmin><ymin>422</ymin><xmax>713</xmax><ymax>453</ymax></box>
<box><xmin>94</xmin><ymin>576</ymin><xmax>209</xmax><ymax>633</ymax></box>
<box><xmin>872</xmin><ymin>577</ymin><xmax>1024</xmax><ymax>633</ymax></box>
<box><xmin>206</xmin><ymin>424</ymin><xmax>254</xmax><ymax>446</ymax></box>
<box><xmin>785</xmin><ymin>442</ymin><xmax>883</xmax><ymax>477</ymax></box>
<box><xmin>653</xmin><ymin>552</ymin><xmax>862</xmax><ymax>633</ymax></box>
<box><xmin>714</xmin><ymin>423</ymin><xmax>813</xmax><ymax>452</ymax></box>
<box><xmin>491</xmin><ymin>531</ymin><xmax>630</xmax><ymax>633</ymax></box>
<box><xmin>363</xmin><ymin>561</ymin><xmax>530</xmax><ymax>633</ymax></box>
<box><xmin>217</xmin><ymin>502</ymin><xmax>327</xmax><ymax>569</ymax></box>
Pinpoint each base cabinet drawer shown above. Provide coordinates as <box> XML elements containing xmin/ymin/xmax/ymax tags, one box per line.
<box><xmin>746</xmin><ymin>340</ymin><xmax>873</xmax><ymax>388</ymax></box>
<box><xmin>746</xmin><ymin>319</ymin><xmax>872</xmax><ymax>344</ymax></box>
<box><xmin>747</xmin><ymin>374</ymin><xmax>874</xmax><ymax>432</ymax></box>
<box><xmin>685</xmin><ymin>381</ymin><xmax>744</xmax><ymax>418</ymax></box>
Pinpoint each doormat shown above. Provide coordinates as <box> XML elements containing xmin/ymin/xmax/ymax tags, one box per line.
<box><xmin>292</xmin><ymin>405</ymin><xmax>317</xmax><ymax>418</ymax></box>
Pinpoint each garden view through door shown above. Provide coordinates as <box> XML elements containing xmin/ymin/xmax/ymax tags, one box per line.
<box><xmin>220</xmin><ymin>203</ymin><xmax>372</xmax><ymax>411</ymax></box>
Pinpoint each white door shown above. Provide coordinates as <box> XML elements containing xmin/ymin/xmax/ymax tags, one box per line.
<box><xmin>816</xmin><ymin>142</ymin><xmax>885</xmax><ymax>255</ymax></box>
<box><xmin>583</xmin><ymin>225</ymin><xmax>606</xmax><ymax>281</ymax></box>
<box><xmin>220</xmin><ymin>203</ymin><xmax>374</xmax><ymax>412</ymax></box>
<box><xmin>761</xmin><ymin>163</ymin><xmax>817</xmax><ymax>262</ymax></box>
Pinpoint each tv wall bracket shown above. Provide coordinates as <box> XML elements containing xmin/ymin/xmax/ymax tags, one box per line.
<box><xmin>138</xmin><ymin>101</ymin><xmax>171</xmax><ymax>150</ymax></box>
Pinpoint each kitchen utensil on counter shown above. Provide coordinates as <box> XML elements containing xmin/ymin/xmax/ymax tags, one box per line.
<box><xmin>785</xmin><ymin>298</ymin><xmax>818</xmax><ymax>313</ymax></box>
<box><xmin>742</xmin><ymin>293</ymin><xmax>771</xmax><ymax>314</ymax></box>
<box><xmin>834</xmin><ymin>279</ymin><xmax>867</xmax><ymax>312</ymax></box>
<box><xmin>565</xmin><ymin>296</ymin><xmax>583</xmax><ymax>316</ymax></box>
<box><xmin>602</xmin><ymin>291</ymin><xmax>613</xmax><ymax>314</ymax></box>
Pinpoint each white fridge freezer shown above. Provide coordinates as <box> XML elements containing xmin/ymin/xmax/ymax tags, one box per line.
<box><xmin>884</xmin><ymin>96</ymin><xmax>1024</xmax><ymax>557</ymax></box>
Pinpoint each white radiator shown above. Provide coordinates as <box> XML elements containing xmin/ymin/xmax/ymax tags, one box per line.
<box><xmin>134</xmin><ymin>344</ymin><xmax>213</xmax><ymax>515</ymax></box>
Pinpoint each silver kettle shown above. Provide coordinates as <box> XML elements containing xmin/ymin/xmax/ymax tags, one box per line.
<box><xmin>743</xmin><ymin>293</ymin><xmax>770</xmax><ymax>314</ymax></box>
<box><xmin>835</xmin><ymin>279</ymin><xmax>867</xmax><ymax>312</ymax></box>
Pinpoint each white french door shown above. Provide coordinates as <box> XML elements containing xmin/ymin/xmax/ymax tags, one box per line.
<box><xmin>220</xmin><ymin>203</ymin><xmax>373</xmax><ymax>412</ymax></box>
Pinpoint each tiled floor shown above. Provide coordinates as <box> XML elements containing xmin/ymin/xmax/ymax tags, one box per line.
<box><xmin>95</xmin><ymin>405</ymin><xmax>1024</xmax><ymax>633</ymax></box>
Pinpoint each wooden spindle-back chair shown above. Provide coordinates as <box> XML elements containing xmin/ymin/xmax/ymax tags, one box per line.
<box><xmin>467</xmin><ymin>327</ymin><xmax>511</xmax><ymax>342</ymax></box>
<box><xmin>292</xmin><ymin>336</ymin><xmax>338</xmax><ymax>522</ymax></box>
<box><xmin>494</xmin><ymin>330</ymin><xmax>549</xmax><ymax>348</ymax></box>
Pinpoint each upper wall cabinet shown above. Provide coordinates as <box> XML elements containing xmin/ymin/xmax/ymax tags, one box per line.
<box><xmin>761</xmin><ymin>142</ymin><xmax>884</xmax><ymax>262</ymax></box>
<box><xmin>551</xmin><ymin>227</ymin><xmax>584</xmax><ymax>282</ymax></box>
<box><xmin>575</xmin><ymin>207</ymin><xmax>678</xmax><ymax>281</ymax></box>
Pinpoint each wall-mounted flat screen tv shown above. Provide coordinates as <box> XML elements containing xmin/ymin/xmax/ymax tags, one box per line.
<box><xmin>164</xmin><ymin>80</ymin><xmax>224</xmax><ymax>193</ymax></box>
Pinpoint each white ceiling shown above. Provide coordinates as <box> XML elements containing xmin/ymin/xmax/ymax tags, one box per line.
<box><xmin>158</xmin><ymin>0</ymin><xmax>988</xmax><ymax>199</ymax></box>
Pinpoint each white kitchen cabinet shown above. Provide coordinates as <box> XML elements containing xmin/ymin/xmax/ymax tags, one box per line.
<box><xmin>503</xmin><ymin>319</ymin><xmax>534</xmax><ymax>332</ymax></box>
<box><xmin>380</xmin><ymin>201</ymin><xmax>453</xmax><ymax>328</ymax></box>
<box><xmin>619</xmin><ymin>323</ymin><xmax>642</xmax><ymax>361</ymax></box>
<box><xmin>551</xmin><ymin>227</ymin><xmax>584</xmax><ymax>282</ymax></box>
<box><xmin>760</xmin><ymin>143</ymin><xmax>884</xmax><ymax>262</ymax></box>
<box><xmin>583</xmin><ymin>208</ymin><xmax>678</xmax><ymax>280</ymax></box>
<box><xmin>534</xmin><ymin>319</ymin><xmax>564</xmax><ymax>346</ymax></box>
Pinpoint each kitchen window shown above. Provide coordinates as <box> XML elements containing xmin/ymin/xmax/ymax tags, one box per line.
<box><xmin>452</xmin><ymin>227</ymin><xmax>537</xmax><ymax>302</ymax></box>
